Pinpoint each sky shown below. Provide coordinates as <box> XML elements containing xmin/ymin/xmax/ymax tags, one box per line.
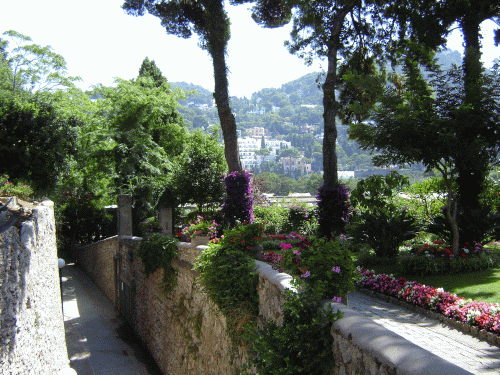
<box><xmin>1</xmin><ymin>0</ymin><xmax>499</xmax><ymax>99</ymax></box>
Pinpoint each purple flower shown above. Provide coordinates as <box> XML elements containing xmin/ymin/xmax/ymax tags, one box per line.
<box><xmin>300</xmin><ymin>270</ymin><xmax>311</xmax><ymax>278</ymax></box>
<box><xmin>332</xmin><ymin>296</ymin><xmax>342</xmax><ymax>303</ymax></box>
<box><xmin>332</xmin><ymin>266</ymin><xmax>341</xmax><ymax>273</ymax></box>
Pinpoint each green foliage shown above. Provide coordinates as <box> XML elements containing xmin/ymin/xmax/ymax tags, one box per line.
<box><xmin>216</xmin><ymin>223</ymin><xmax>263</xmax><ymax>255</ymax></box>
<box><xmin>253</xmin><ymin>205</ymin><xmax>287</xmax><ymax>234</ymax></box>
<box><xmin>398</xmin><ymin>247</ymin><xmax>499</xmax><ymax>276</ymax></box>
<box><xmin>348</xmin><ymin>172</ymin><xmax>418</xmax><ymax>258</ymax></box>
<box><xmin>299</xmin><ymin>237</ymin><xmax>356</xmax><ymax>299</ymax></box>
<box><xmin>93</xmin><ymin>76</ymin><xmax>188</xmax><ymax>223</ymax></box>
<box><xmin>1</xmin><ymin>30</ymin><xmax>81</xmax><ymax>97</ymax></box>
<box><xmin>393</xmin><ymin>178</ymin><xmax>447</xmax><ymax>225</ymax></box>
<box><xmin>137</xmin><ymin>57</ymin><xmax>167</xmax><ymax>88</ymax></box>
<box><xmin>350</xmin><ymin>171</ymin><xmax>409</xmax><ymax>211</ymax></box>
<box><xmin>57</xmin><ymin>188</ymin><xmax>115</xmax><ymax>248</ymax></box>
<box><xmin>0</xmin><ymin>95</ymin><xmax>78</xmax><ymax>194</ymax></box>
<box><xmin>243</xmin><ymin>281</ymin><xmax>342</xmax><ymax>375</ymax></box>
<box><xmin>194</xmin><ymin>242</ymin><xmax>259</xmax><ymax>346</ymax></box>
<box><xmin>138</xmin><ymin>233</ymin><xmax>179</xmax><ymax>292</ymax></box>
<box><xmin>348</xmin><ymin>207</ymin><xmax>418</xmax><ymax>258</ymax></box>
<box><xmin>0</xmin><ymin>175</ymin><xmax>33</xmax><ymax>200</ymax></box>
<box><xmin>282</xmin><ymin>204</ymin><xmax>314</xmax><ymax>234</ymax></box>
<box><xmin>138</xmin><ymin>216</ymin><xmax>162</xmax><ymax>237</ymax></box>
<box><xmin>171</xmin><ymin>131</ymin><xmax>226</xmax><ymax>212</ymax></box>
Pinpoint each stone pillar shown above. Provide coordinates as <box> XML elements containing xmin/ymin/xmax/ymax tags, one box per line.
<box><xmin>159</xmin><ymin>206</ymin><xmax>173</xmax><ymax>236</ymax></box>
<box><xmin>117</xmin><ymin>195</ymin><xmax>133</xmax><ymax>237</ymax></box>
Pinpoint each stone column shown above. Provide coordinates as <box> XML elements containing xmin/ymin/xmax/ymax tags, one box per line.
<box><xmin>159</xmin><ymin>206</ymin><xmax>173</xmax><ymax>236</ymax></box>
<box><xmin>117</xmin><ymin>195</ymin><xmax>132</xmax><ymax>237</ymax></box>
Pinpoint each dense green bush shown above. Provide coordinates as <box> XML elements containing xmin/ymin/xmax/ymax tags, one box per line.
<box><xmin>281</xmin><ymin>204</ymin><xmax>317</xmax><ymax>234</ymax></box>
<box><xmin>253</xmin><ymin>205</ymin><xmax>287</xmax><ymax>234</ymax></box>
<box><xmin>398</xmin><ymin>241</ymin><xmax>499</xmax><ymax>275</ymax></box>
<box><xmin>57</xmin><ymin>188</ymin><xmax>115</xmax><ymax>248</ymax></box>
<box><xmin>299</xmin><ymin>237</ymin><xmax>356</xmax><ymax>299</ymax></box>
<box><xmin>348</xmin><ymin>207</ymin><xmax>418</xmax><ymax>258</ymax></box>
<box><xmin>244</xmin><ymin>281</ymin><xmax>342</xmax><ymax>375</ymax></box>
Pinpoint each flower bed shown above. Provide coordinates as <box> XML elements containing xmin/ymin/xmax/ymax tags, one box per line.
<box><xmin>399</xmin><ymin>241</ymin><xmax>499</xmax><ymax>275</ymax></box>
<box><xmin>356</xmin><ymin>268</ymin><xmax>500</xmax><ymax>337</ymax></box>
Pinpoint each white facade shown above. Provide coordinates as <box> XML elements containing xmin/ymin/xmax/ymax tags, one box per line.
<box><xmin>238</xmin><ymin>137</ymin><xmax>261</xmax><ymax>170</ymax></box>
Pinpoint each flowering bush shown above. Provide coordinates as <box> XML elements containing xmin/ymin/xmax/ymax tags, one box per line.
<box><xmin>139</xmin><ymin>216</ymin><xmax>162</xmax><ymax>236</ymax></box>
<box><xmin>356</xmin><ymin>268</ymin><xmax>500</xmax><ymax>335</ymax></box>
<box><xmin>181</xmin><ymin>215</ymin><xmax>219</xmax><ymax>240</ymax></box>
<box><xmin>221</xmin><ymin>170</ymin><xmax>253</xmax><ymax>228</ymax></box>
<box><xmin>0</xmin><ymin>175</ymin><xmax>34</xmax><ymax>201</ymax></box>
<box><xmin>398</xmin><ymin>241</ymin><xmax>499</xmax><ymax>275</ymax></box>
<box><xmin>316</xmin><ymin>184</ymin><xmax>351</xmax><ymax>238</ymax></box>
<box><xmin>262</xmin><ymin>235</ymin><xmax>355</xmax><ymax>300</ymax></box>
<box><xmin>215</xmin><ymin>223</ymin><xmax>263</xmax><ymax>254</ymax></box>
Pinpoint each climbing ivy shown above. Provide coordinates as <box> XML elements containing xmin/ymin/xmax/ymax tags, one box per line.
<box><xmin>138</xmin><ymin>233</ymin><xmax>179</xmax><ymax>292</ymax></box>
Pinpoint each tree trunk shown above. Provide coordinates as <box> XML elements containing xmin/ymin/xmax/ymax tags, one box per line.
<box><xmin>321</xmin><ymin>0</ymin><xmax>357</xmax><ymax>187</ymax></box>
<box><xmin>207</xmin><ymin>1</ymin><xmax>242</xmax><ymax>173</ymax></box>
<box><xmin>322</xmin><ymin>42</ymin><xmax>339</xmax><ymax>187</ymax></box>
<box><xmin>456</xmin><ymin>13</ymin><xmax>488</xmax><ymax>244</ymax></box>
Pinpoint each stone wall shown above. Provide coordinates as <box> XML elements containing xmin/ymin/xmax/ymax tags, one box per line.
<box><xmin>72</xmin><ymin>236</ymin><xmax>118</xmax><ymax>306</ymax></box>
<box><xmin>76</xmin><ymin>235</ymin><xmax>473</xmax><ymax>375</ymax></box>
<box><xmin>120</xmin><ymin>239</ymin><xmax>251</xmax><ymax>375</ymax></box>
<box><xmin>0</xmin><ymin>200</ymin><xmax>72</xmax><ymax>375</ymax></box>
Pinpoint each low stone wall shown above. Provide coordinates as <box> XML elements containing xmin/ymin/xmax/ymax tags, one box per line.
<box><xmin>75</xmin><ymin>236</ymin><xmax>473</xmax><ymax>375</ymax></box>
<box><xmin>72</xmin><ymin>236</ymin><xmax>118</xmax><ymax>306</ymax></box>
<box><xmin>0</xmin><ymin>200</ymin><xmax>71</xmax><ymax>375</ymax></box>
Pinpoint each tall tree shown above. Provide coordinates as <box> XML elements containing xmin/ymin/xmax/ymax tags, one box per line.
<box><xmin>0</xmin><ymin>30</ymin><xmax>81</xmax><ymax>98</ymax></box>
<box><xmin>137</xmin><ymin>56</ymin><xmax>167</xmax><ymax>87</ymax></box>
<box><xmin>377</xmin><ymin>0</ymin><xmax>500</xmax><ymax>244</ymax></box>
<box><xmin>122</xmin><ymin>0</ymin><xmax>243</xmax><ymax>172</ymax></box>
<box><xmin>252</xmin><ymin>0</ymin><xmax>389</xmax><ymax>187</ymax></box>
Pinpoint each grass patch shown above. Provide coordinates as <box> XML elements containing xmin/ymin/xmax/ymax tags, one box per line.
<box><xmin>409</xmin><ymin>268</ymin><xmax>500</xmax><ymax>304</ymax></box>
<box><xmin>357</xmin><ymin>244</ymin><xmax>500</xmax><ymax>305</ymax></box>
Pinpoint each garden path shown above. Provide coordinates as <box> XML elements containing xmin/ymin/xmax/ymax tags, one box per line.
<box><xmin>347</xmin><ymin>290</ymin><xmax>500</xmax><ymax>374</ymax></box>
<box><xmin>61</xmin><ymin>260</ymin><xmax>164</xmax><ymax>375</ymax></box>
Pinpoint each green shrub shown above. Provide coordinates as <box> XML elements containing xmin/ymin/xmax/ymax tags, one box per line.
<box><xmin>194</xmin><ymin>242</ymin><xmax>259</xmax><ymax>346</ymax></box>
<box><xmin>253</xmin><ymin>205</ymin><xmax>287</xmax><ymax>234</ymax></box>
<box><xmin>243</xmin><ymin>281</ymin><xmax>342</xmax><ymax>375</ymax></box>
<box><xmin>138</xmin><ymin>233</ymin><xmax>179</xmax><ymax>292</ymax></box>
<box><xmin>282</xmin><ymin>204</ymin><xmax>312</xmax><ymax>233</ymax></box>
<box><xmin>57</xmin><ymin>188</ymin><xmax>115</xmax><ymax>248</ymax></box>
<box><xmin>0</xmin><ymin>175</ymin><xmax>34</xmax><ymax>201</ymax></box>
<box><xmin>299</xmin><ymin>237</ymin><xmax>356</xmax><ymax>299</ymax></box>
<box><xmin>398</xmin><ymin>241</ymin><xmax>500</xmax><ymax>276</ymax></box>
<box><xmin>347</xmin><ymin>207</ymin><xmax>418</xmax><ymax>258</ymax></box>
<box><xmin>215</xmin><ymin>223</ymin><xmax>263</xmax><ymax>255</ymax></box>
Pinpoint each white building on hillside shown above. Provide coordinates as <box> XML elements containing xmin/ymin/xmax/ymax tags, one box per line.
<box><xmin>238</xmin><ymin>137</ymin><xmax>261</xmax><ymax>170</ymax></box>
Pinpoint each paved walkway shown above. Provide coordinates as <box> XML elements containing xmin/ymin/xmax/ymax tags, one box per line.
<box><xmin>61</xmin><ymin>257</ymin><xmax>500</xmax><ymax>375</ymax></box>
<box><xmin>347</xmin><ymin>291</ymin><xmax>500</xmax><ymax>374</ymax></box>
<box><xmin>61</xmin><ymin>260</ymin><xmax>163</xmax><ymax>375</ymax></box>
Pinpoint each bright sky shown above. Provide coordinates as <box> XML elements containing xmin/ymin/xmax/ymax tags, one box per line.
<box><xmin>1</xmin><ymin>0</ymin><xmax>498</xmax><ymax>98</ymax></box>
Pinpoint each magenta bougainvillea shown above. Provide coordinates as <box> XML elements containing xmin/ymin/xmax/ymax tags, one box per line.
<box><xmin>317</xmin><ymin>183</ymin><xmax>351</xmax><ymax>238</ymax></box>
<box><xmin>221</xmin><ymin>170</ymin><xmax>254</xmax><ymax>228</ymax></box>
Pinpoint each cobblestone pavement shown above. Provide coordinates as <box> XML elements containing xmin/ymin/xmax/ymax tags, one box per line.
<box><xmin>347</xmin><ymin>291</ymin><xmax>500</xmax><ymax>374</ymax></box>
